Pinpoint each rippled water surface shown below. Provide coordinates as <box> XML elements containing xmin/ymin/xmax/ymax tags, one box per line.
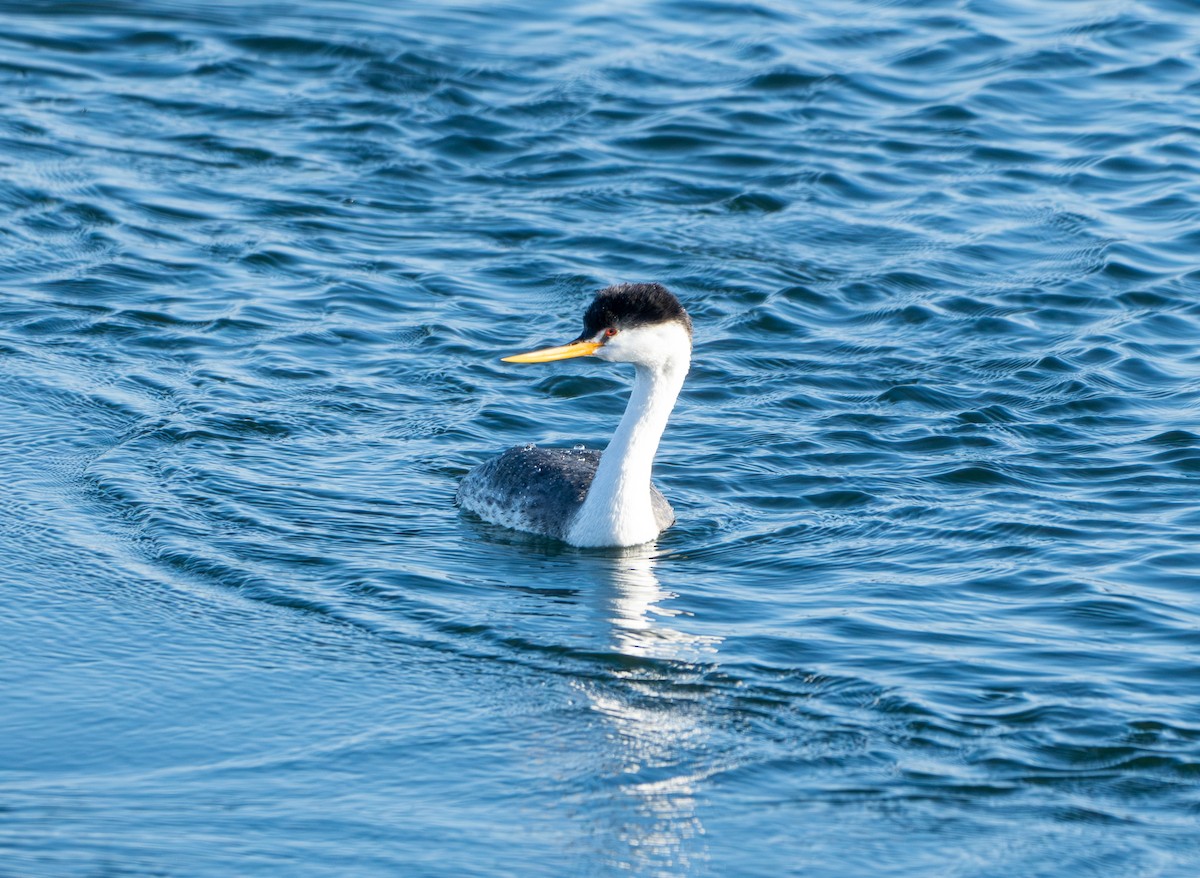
<box><xmin>2</xmin><ymin>1</ymin><xmax>1199</xmax><ymax>875</ymax></box>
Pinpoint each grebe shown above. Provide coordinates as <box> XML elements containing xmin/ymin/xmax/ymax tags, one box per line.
<box><xmin>457</xmin><ymin>283</ymin><xmax>691</xmax><ymax>548</ymax></box>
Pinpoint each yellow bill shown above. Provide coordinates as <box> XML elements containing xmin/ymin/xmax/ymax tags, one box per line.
<box><xmin>502</xmin><ymin>340</ymin><xmax>601</xmax><ymax>363</ymax></box>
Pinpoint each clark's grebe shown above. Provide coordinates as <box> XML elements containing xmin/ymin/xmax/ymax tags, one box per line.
<box><xmin>457</xmin><ymin>283</ymin><xmax>691</xmax><ymax>548</ymax></box>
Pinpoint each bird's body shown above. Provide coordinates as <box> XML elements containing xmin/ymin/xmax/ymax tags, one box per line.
<box><xmin>457</xmin><ymin>283</ymin><xmax>691</xmax><ymax>548</ymax></box>
<box><xmin>456</xmin><ymin>445</ymin><xmax>675</xmax><ymax>543</ymax></box>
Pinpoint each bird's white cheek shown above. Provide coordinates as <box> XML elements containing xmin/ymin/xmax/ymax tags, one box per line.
<box><xmin>593</xmin><ymin>338</ymin><xmax>622</xmax><ymax>361</ymax></box>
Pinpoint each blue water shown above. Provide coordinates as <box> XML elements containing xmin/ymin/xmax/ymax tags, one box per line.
<box><xmin>2</xmin><ymin>1</ymin><xmax>1199</xmax><ymax>875</ymax></box>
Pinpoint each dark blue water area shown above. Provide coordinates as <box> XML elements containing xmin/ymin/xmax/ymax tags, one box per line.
<box><xmin>2</xmin><ymin>0</ymin><xmax>1199</xmax><ymax>875</ymax></box>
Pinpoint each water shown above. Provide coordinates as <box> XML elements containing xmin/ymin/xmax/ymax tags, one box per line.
<box><xmin>2</xmin><ymin>1</ymin><xmax>1199</xmax><ymax>874</ymax></box>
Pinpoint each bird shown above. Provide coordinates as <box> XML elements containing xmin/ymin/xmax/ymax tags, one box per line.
<box><xmin>457</xmin><ymin>282</ymin><xmax>692</xmax><ymax>548</ymax></box>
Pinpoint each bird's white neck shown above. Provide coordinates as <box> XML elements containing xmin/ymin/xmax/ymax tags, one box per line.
<box><xmin>568</xmin><ymin>336</ymin><xmax>689</xmax><ymax>548</ymax></box>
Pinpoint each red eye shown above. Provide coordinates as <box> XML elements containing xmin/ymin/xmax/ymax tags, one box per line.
<box><xmin>605</xmin><ymin>327</ymin><xmax>618</xmax><ymax>337</ymax></box>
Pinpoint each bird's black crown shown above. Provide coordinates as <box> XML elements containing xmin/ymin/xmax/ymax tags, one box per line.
<box><xmin>580</xmin><ymin>283</ymin><xmax>692</xmax><ymax>339</ymax></box>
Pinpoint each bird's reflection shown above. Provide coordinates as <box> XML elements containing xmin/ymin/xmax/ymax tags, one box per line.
<box><xmin>592</xmin><ymin>549</ymin><xmax>721</xmax><ymax>662</ymax></box>
<box><xmin>574</xmin><ymin>547</ymin><xmax>723</xmax><ymax>874</ymax></box>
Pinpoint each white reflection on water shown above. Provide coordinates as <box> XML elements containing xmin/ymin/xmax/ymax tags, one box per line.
<box><xmin>594</xmin><ymin>550</ymin><xmax>722</xmax><ymax>663</ymax></box>
<box><xmin>576</xmin><ymin>549</ymin><xmax>723</xmax><ymax>875</ymax></box>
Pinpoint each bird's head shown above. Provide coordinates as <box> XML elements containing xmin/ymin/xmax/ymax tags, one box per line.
<box><xmin>503</xmin><ymin>283</ymin><xmax>692</xmax><ymax>371</ymax></box>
